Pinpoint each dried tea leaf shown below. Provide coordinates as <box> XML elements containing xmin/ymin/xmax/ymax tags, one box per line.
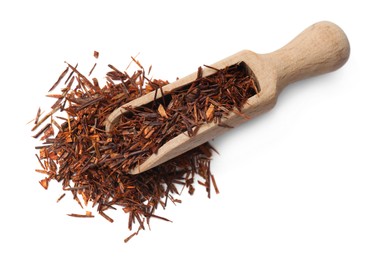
<box><xmin>67</xmin><ymin>213</ymin><xmax>94</xmax><ymax>218</ymax></box>
<box><xmin>206</xmin><ymin>104</ymin><xmax>215</xmax><ymax>121</ymax></box>
<box><xmin>39</xmin><ymin>178</ymin><xmax>49</xmax><ymax>190</ymax></box>
<box><xmin>158</xmin><ymin>104</ymin><xmax>168</xmax><ymax>118</ymax></box>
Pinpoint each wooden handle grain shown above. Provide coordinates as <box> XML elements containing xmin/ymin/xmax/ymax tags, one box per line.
<box><xmin>264</xmin><ymin>21</ymin><xmax>350</xmax><ymax>92</ymax></box>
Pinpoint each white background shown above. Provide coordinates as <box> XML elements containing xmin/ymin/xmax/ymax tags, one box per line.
<box><xmin>1</xmin><ymin>0</ymin><xmax>377</xmax><ymax>259</ymax></box>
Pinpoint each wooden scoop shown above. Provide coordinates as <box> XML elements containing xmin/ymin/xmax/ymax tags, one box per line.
<box><xmin>105</xmin><ymin>21</ymin><xmax>350</xmax><ymax>174</ymax></box>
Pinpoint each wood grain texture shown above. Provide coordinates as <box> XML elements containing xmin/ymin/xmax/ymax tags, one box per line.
<box><xmin>264</xmin><ymin>21</ymin><xmax>350</xmax><ymax>92</ymax></box>
<box><xmin>105</xmin><ymin>21</ymin><xmax>350</xmax><ymax>174</ymax></box>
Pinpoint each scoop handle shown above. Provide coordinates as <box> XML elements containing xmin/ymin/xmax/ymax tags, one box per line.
<box><xmin>264</xmin><ymin>21</ymin><xmax>350</xmax><ymax>92</ymax></box>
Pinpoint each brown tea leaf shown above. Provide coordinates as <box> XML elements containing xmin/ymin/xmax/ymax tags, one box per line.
<box><xmin>158</xmin><ymin>104</ymin><xmax>168</xmax><ymax>118</ymax></box>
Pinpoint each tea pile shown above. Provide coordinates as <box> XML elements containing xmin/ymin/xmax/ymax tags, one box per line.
<box><xmin>31</xmin><ymin>52</ymin><xmax>259</xmax><ymax>242</ymax></box>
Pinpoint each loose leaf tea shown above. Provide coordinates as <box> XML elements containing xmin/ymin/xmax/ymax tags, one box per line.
<box><xmin>31</xmin><ymin>53</ymin><xmax>259</xmax><ymax>242</ymax></box>
<box><xmin>110</xmin><ymin>62</ymin><xmax>259</xmax><ymax>172</ymax></box>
